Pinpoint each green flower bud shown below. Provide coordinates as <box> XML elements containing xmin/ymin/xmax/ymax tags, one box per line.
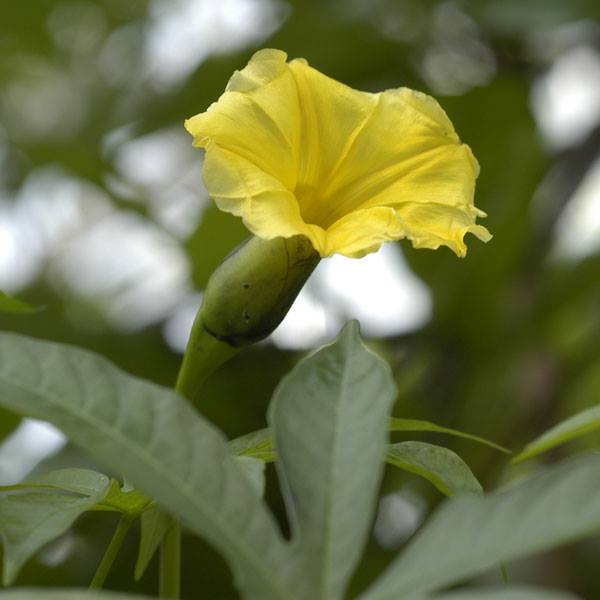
<box><xmin>176</xmin><ymin>235</ymin><xmax>319</xmax><ymax>402</ymax></box>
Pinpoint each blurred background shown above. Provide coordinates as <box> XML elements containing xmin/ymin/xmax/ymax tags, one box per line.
<box><xmin>1</xmin><ymin>0</ymin><xmax>600</xmax><ymax>597</ymax></box>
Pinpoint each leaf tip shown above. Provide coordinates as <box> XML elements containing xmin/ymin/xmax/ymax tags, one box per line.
<box><xmin>339</xmin><ymin>319</ymin><xmax>362</xmax><ymax>343</ymax></box>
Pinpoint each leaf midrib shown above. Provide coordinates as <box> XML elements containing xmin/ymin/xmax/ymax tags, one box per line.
<box><xmin>317</xmin><ymin>344</ymin><xmax>359</xmax><ymax>600</ymax></box>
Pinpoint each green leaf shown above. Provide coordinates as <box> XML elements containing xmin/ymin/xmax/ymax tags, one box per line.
<box><xmin>360</xmin><ymin>453</ymin><xmax>600</xmax><ymax>599</ymax></box>
<box><xmin>513</xmin><ymin>404</ymin><xmax>600</xmax><ymax>464</ymax></box>
<box><xmin>133</xmin><ymin>457</ymin><xmax>263</xmax><ymax>583</ymax></box>
<box><xmin>0</xmin><ymin>481</ymin><xmax>110</xmax><ymax>584</ymax></box>
<box><xmin>0</xmin><ymin>469</ymin><xmax>110</xmax><ymax>497</ymax></box>
<box><xmin>0</xmin><ymin>291</ymin><xmax>39</xmax><ymax>315</ymax></box>
<box><xmin>229</xmin><ymin>417</ymin><xmax>509</xmax><ymax>468</ymax></box>
<box><xmin>134</xmin><ymin>505</ymin><xmax>171</xmax><ymax>581</ymax></box>
<box><xmin>0</xmin><ymin>469</ymin><xmax>152</xmax><ymax>518</ymax></box>
<box><xmin>269</xmin><ymin>321</ymin><xmax>396</xmax><ymax>600</ymax></box>
<box><xmin>386</xmin><ymin>442</ymin><xmax>482</xmax><ymax>497</ymax></box>
<box><xmin>234</xmin><ymin>456</ymin><xmax>266</xmax><ymax>498</ymax></box>
<box><xmin>229</xmin><ymin>428</ymin><xmax>275</xmax><ymax>462</ymax></box>
<box><xmin>0</xmin><ymin>469</ymin><xmax>150</xmax><ymax>584</ymax></box>
<box><xmin>0</xmin><ymin>590</ymin><xmax>155</xmax><ymax>600</ymax></box>
<box><xmin>0</xmin><ymin>332</ymin><xmax>293</xmax><ymax>600</ymax></box>
<box><xmin>431</xmin><ymin>586</ymin><xmax>580</xmax><ymax>600</ymax></box>
<box><xmin>389</xmin><ymin>418</ymin><xmax>510</xmax><ymax>454</ymax></box>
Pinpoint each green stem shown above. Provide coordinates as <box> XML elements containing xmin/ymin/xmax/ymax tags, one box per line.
<box><xmin>159</xmin><ymin>520</ymin><xmax>182</xmax><ymax>599</ymax></box>
<box><xmin>89</xmin><ymin>516</ymin><xmax>132</xmax><ymax>589</ymax></box>
<box><xmin>158</xmin><ymin>359</ymin><xmax>197</xmax><ymax>599</ymax></box>
<box><xmin>175</xmin><ymin>321</ymin><xmax>238</xmax><ymax>401</ymax></box>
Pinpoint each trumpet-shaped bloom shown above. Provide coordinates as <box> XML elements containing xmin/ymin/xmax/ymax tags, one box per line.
<box><xmin>185</xmin><ymin>49</ymin><xmax>491</xmax><ymax>258</ymax></box>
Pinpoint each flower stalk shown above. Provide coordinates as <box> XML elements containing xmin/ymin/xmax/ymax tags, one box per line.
<box><xmin>89</xmin><ymin>516</ymin><xmax>132</xmax><ymax>590</ymax></box>
<box><xmin>159</xmin><ymin>520</ymin><xmax>181</xmax><ymax>599</ymax></box>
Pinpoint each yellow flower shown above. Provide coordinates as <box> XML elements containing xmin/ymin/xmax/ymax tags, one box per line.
<box><xmin>185</xmin><ymin>49</ymin><xmax>491</xmax><ymax>259</ymax></box>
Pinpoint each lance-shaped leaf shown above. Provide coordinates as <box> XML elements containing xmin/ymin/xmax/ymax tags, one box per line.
<box><xmin>1</xmin><ymin>469</ymin><xmax>153</xmax><ymax>518</ymax></box>
<box><xmin>1</xmin><ymin>468</ymin><xmax>110</xmax><ymax>497</ymax></box>
<box><xmin>0</xmin><ymin>332</ymin><xmax>295</xmax><ymax>600</ymax></box>
<box><xmin>269</xmin><ymin>321</ymin><xmax>396</xmax><ymax>600</ymax></box>
<box><xmin>389</xmin><ymin>418</ymin><xmax>509</xmax><ymax>454</ymax></box>
<box><xmin>360</xmin><ymin>453</ymin><xmax>600</xmax><ymax>600</ymax></box>
<box><xmin>134</xmin><ymin>505</ymin><xmax>172</xmax><ymax>581</ymax></box>
<box><xmin>0</xmin><ymin>475</ymin><xmax>110</xmax><ymax>585</ymax></box>
<box><xmin>513</xmin><ymin>404</ymin><xmax>600</xmax><ymax>464</ymax></box>
<box><xmin>229</xmin><ymin>416</ymin><xmax>508</xmax><ymax>467</ymax></box>
<box><xmin>229</xmin><ymin>428</ymin><xmax>275</xmax><ymax>462</ymax></box>
<box><xmin>386</xmin><ymin>442</ymin><xmax>482</xmax><ymax>497</ymax></box>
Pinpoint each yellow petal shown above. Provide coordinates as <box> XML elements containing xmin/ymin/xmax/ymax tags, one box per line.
<box><xmin>396</xmin><ymin>201</ymin><xmax>492</xmax><ymax>257</ymax></box>
<box><xmin>185</xmin><ymin>49</ymin><xmax>300</xmax><ymax>191</ymax></box>
<box><xmin>202</xmin><ymin>142</ymin><xmax>327</xmax><ymax>253</ymax></box>
<box><xmin>226</xmin><ymin>48</ymin><xmax>288</xmax><ymax>93</ymax></box>
<box><xmin>287</xmin><ymin>58</ymin><xmax>378</xmax><ymax>220</ymax></box>
<box><xmin>185</xmin><ymin>49</ymin><xmax>490</xmax><ymax>259</ymax></box>
<box><xmin>324</xmin><ymin>207</ymin><xmax>406</xmax><ymax>258</ymax></box>
<box><xmin>311</xmin><ymin>88</ymin><xmax>484</xmax><ymax>239</ymax></box>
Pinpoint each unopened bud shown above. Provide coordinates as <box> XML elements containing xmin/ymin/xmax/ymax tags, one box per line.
<box><xmin>176</xmin><ymin>235</ymin><xmax>319</xmax><ymax>402</ymax></box>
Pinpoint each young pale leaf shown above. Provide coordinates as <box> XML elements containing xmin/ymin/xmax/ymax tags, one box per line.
<box><xmin>0</xmin><ymin>291</ymin><xmax>39</xmax><ymax>315</ymax></box>
<box><xmin>386</xmin><ymin>442</ymin><xmax>482</xmax><ymax>497</ymax></box>
<box><xmin>0</xmin><ymin>332</ymin><xmax>294</xmax><ymax>600</ymax></box>
<box><xmin>0</xmin><ymin>591</ymin><xmax>156</xmax><ymax>600</ymax></box>
<box><xmin>389</xmin><ymin>418</ymin><xmax>510</xmax><ymax>454</ymax></box>
<box><xmin>134</xmin><ymin>505</ymin><xmax>172</xmax><ymax>581</ymax></box>
<box><xmin>0</xmin><ymin>483</ymin><xmax>109</xmax><ymax>585</ymax></box>
<box><xmin>431</xmin><ymin>586</ymin><xmax>580</xmax><ymax>600</ymax></box>
<box><xmin>513</xmin><ymin>405</ymin><xmax>600</xmax><ymax>464</ymax></box>
<box><xmin>360</xmin><ymin>453</ymin><xmax>600</xmax><ymax>600</ymax></box>
<box><xmin>269</xmin><ymin>321</ymin><xmax>396</xmax><ymax>600</ymax></box>
<box><xmin>98</xmin><ymin>481</ymin><xmax>151</xmax><ymax>516</ymax></box>
<box><xmin>229</xmin><ymin>428</ymin><xmax>275</xmax><ymax>462</ymax></box>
